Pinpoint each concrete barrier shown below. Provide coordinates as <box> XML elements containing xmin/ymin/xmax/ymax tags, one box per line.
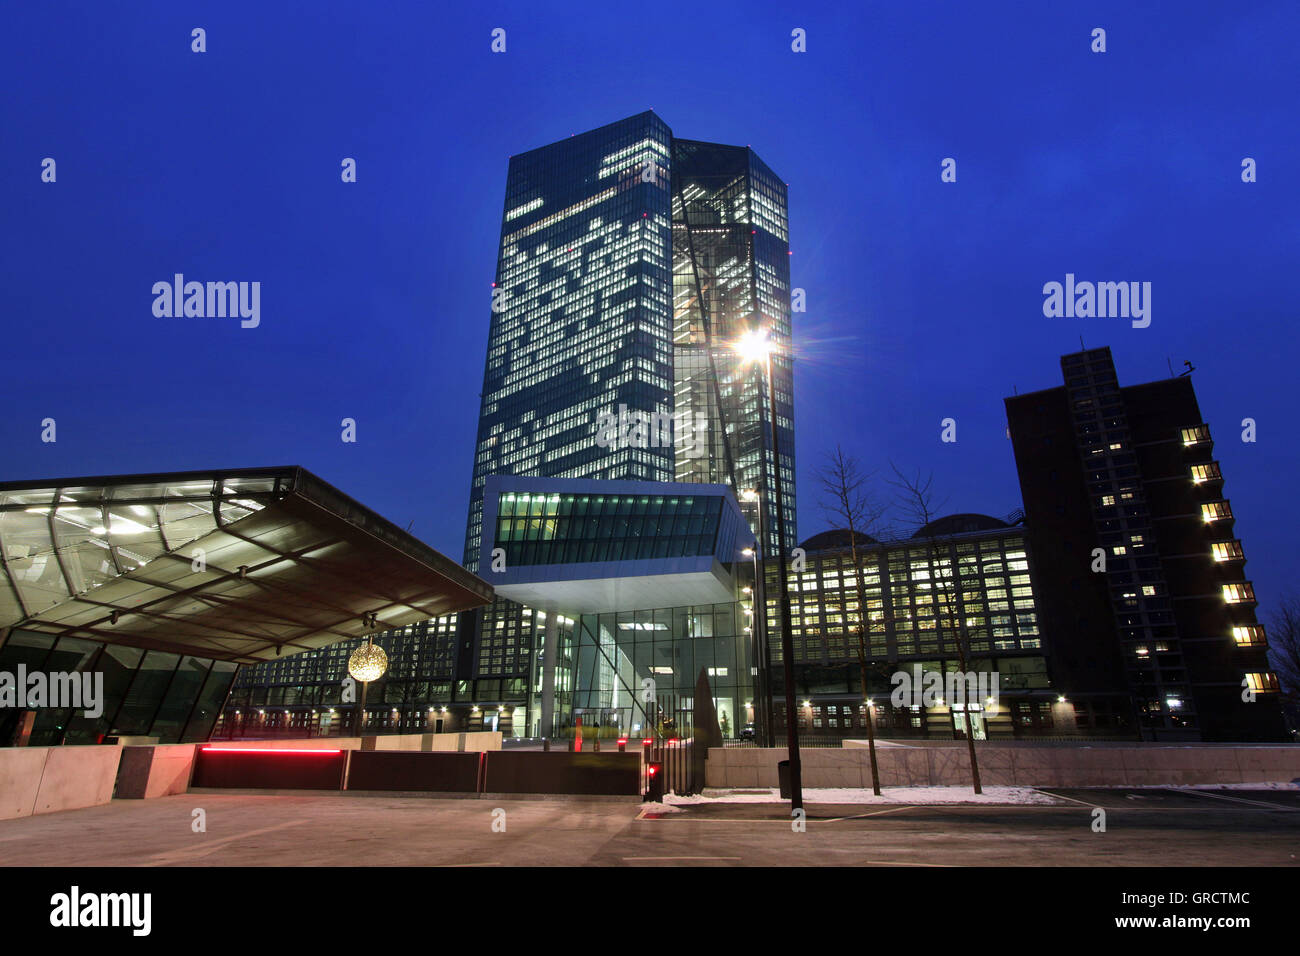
<box><xmin>32</xmin><ymin>746</ymin><xmax>121</xmax><ymax>816</ymax></box>
<box><xmin>115</xmin><ymin>745</ymin><xmax>199</xmax><ymax>799</ymax></box>
<box><xmin>483</xmin><ymin>751</ymin><xmax>641</xmax><ymax>795</ymax></box>
<box><xmin>346</xmin><ymin>751</ymin><xmax>482</xmax><ymax>792</ymax></box>
<box><xmin>706</xmin><ymin>744</ymin><xmax>1300</xmax><ymax>789</ymax></box>
<box><xmin>206</xmin><ymin>737</ymin><xmax>364</xmax><ymax>751</ymax></box>
<box><xmin>0</xmin><ymin>745</ymin><xmax>124</xmax><ymax>820</ymax></box>
<box><xmin>215</xmin><ymin>732</ymin><xmax>503</xmax><ymax>752</ymax></box>
<box><xmin>0</xmin><ymin>733</ymin><xmax>508</xmax><ymax>819</ymax></box>
<box><xmin>193</xmin><ymin>747</ymin><xmax>347</xmax><ymax>790</ymax></box>
<box><xmin>0</xmin><ymin>747</ymin><xmax>50</xmax><ymax>821</ymax></box>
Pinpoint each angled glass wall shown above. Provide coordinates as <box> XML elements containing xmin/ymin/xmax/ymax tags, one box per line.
<box><xmin>492</xmin><ymin>490</ymin><xmax>724</xmax><ymax>567</ymax></box>
<box><xmin>569</xmin><ymin>602</ymin><xmax>750</xmax><ymax>740</ymax></box>
<box><xmin>672</xmin><ymin>139</ymin><xmax>796</xmax><ymax>555</ymax></box>
<box><xmin>0</xmin><ymin>627</ymin><xmax>238</xmax><ymax>746</ymax></box>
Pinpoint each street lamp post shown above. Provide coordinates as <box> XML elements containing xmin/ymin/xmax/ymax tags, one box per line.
<box><xmin>741</xmin><ymin>544</ymin><xmax>771</xmax><ymax>749</ymax></box>
<box><xmin>348</xmin><ymin>632</ymin><xmax>388</xmax><ymax>737</ymax></box>
<box><xmin>742</xmin><ymin>489</ymin><xmax>774</xmax><ymax>748</ymax></box>
<box><xmin>735</xmin><ymin>328</ymin><xmax>802</xmax><ymax>810</ymax></box>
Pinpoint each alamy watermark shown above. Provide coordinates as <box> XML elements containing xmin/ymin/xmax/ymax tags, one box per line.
<box><xmin>152</xmin><ymin>274</ymin><xmax>260</xmax><ymax>328</ymax></box>
<box><xmin>0</xmin><ymin>667</ymin><xmax>104</xmax><ymax>718</ymax></box>
<box><xmin>1042</xmin><ymin>273</ymin><xmax>1150</xmax><ymax>328</ymax></box>
<box><xmin>50</xmin><ymin>886</ymin><xmax>151</xmax><ymax>936</ymax></box>
<box><xmin>889</xmin><ymin>664</ymin><xmax>1000</xmax><ymax>710</ymax></box>
<box><xmin>594</xmin><ymin>405</ymin><xmax>708</xmax><ymax>459</ymax></box>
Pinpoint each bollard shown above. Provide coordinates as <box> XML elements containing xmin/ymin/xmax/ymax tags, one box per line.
<box><xmin>543</xmin><ymin>738</ymin><xmax>551</xmax><ymax>752</ymax></box>
<box><xmin>617</xmin><ymin>737</ymin><xmax>627</xmax><ymax>753</ymax></box>
<box><xmin>644</xmin><ymin>762</ymin><xmax>664</xmax><ymax>802</ymax></box>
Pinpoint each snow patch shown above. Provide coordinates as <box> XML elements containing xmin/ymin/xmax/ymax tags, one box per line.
<box><xmin>663</xmin><ymin>786</ymin><xmax>1059</xmax><ymax>806</ymax></box>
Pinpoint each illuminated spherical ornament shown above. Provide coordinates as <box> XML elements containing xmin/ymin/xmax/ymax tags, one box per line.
<box><xmin>348</xmin><ymin>641</ymin><xmax>388</xmax><ymax>682</ymax></box>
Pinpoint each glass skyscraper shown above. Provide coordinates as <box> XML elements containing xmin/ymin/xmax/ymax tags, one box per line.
<box><xmin>463</xmin><ymin>112</ymin><xmax>677</xmax><ymax>571</ymax></box>
<box><xmin>671</xmin><ymin>138</ymin><xmax>796</xmax><ymax>554</ymax></box>
<box><xmin>229</xmin><ymin>112</ymin><xmax>796</xmax><ymax>739</ymax></box>
<box><xmin>451</xmin><ymin>113</ymin><xmax>796</xmax><ymax>735</ymax></box>
<box><xmin>464</xmin><ymin>112</ymin><xmax>796</xmax><ymax>569</ymax></box>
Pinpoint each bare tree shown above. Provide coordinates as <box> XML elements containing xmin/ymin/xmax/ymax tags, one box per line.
<box><xmin>888</xmin><ymin>463</ymin><xmax>983</xmax><ymax>794</ymax></box>
<box><xmin>1267</xmin><ymin>595</ymin><xmax>1300</xmax><ymax>702</ymax></box>
<box><xmin>816</xmin><ymin>446</ymin><xmax>889</xmax><ymax>794</ymax></box>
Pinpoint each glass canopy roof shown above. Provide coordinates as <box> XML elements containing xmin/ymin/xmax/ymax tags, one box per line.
<box><xmin>0</xmin><ymin>467</ymin><xmax>493</xmax><ymax>664</ymax></box>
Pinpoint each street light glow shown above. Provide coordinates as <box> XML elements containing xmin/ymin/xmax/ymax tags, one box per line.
<box><xmin>734</xmin><ymin>327</ymin><xmax>774</xmax><ymax>364</ymax></box>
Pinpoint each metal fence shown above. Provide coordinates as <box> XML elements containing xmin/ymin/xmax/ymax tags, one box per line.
<box><xmin>722</xmin><ymin>735</ymin><xmax>852</xmax><ymax>749</ymax></box>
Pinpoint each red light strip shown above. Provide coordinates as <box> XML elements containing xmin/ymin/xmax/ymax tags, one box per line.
<box><xmin>200</xmin><ymin>747</ymin><xmax>342</xmax><ymax>755</ymax></box>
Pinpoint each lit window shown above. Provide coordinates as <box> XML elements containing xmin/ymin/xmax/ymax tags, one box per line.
<box><xmin>1244</xmin><ymin>672</ymin><xmax>1279</xmax><ymax>693</ymax></box>
<box><xmin>1181</xmin><ymin>425</ymin><xmax>1211</xmax><ymax>446</ymax></box>
<box><xmin>1223</xmin><ymin>583</ymin><xmax>1256</xmax><ymax>605</ymax></box>
<box><xmin>1101</xmin><ymin>495</ymin><xmax>1115</xmax><ymax>506</ymax></box>
<box><xmin>1232</xmin><ymin>625</ymin><xmax>1266</xmax><ymax>647</ymax></box>
<box><xmin>1191</xmin><ymin>462</ymin><xmax>1222</xmax><ymax>483</ymax></box>
<box><xmin>1211</xmin><ymin>540</ymin><xmax>1244</xmax><ymax>562</ymax></box>
<box><xmin>1112</xmin><ymin>545</ymin><xmax>1127</xmax><ymax>556</ymax></box>
<box><xmin>1201</xmin><ymin>501</ymin><xmax>1232</xmax><ymax>523</ymax></box>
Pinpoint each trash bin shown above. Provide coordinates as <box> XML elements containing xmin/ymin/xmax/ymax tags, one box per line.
<box><xmin>777</xmin><ymin>759</ymin><xmax>791</xmax><ymax>799</ymax></box>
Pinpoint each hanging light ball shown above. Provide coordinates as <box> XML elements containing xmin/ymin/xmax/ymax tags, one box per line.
<box><xmin>348</xmin><ymin>641</ymin><xmax>388</xmax><ymax>682</ymax></box>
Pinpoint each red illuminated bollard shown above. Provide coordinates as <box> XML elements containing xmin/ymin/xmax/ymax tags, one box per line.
<box><xmin>645</xmin><ymin>762</ymin><xmax>664</xmax><ymax>802</ymax></box>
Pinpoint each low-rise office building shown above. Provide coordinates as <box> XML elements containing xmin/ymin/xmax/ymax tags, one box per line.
<box><xmin>764</xmin><ymin>516</ymin><xmax>1109</xmax><ymax>740</ymax></box>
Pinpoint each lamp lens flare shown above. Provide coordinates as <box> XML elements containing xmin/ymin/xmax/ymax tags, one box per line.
<box><xmin>734</xmin><ymin>328</ymin><xmax>774</xmax><ymax>364</ymax></box>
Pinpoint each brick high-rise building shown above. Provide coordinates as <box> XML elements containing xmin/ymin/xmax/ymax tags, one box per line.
<box><xmin>1006</xmin><ymin>347</ymin><xmax>1284</xmax><ymax>741</ymax></box>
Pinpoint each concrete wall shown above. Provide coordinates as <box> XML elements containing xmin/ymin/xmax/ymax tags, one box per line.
<box><xmin>207</xmin><ymin>737</ymin><xmax>363</xmax><ymax>750</ymax></box>
<box><xmin>365</xmin><ymin>732</ymin><xmax>503</xmax><ymax>752</ymax></box>
<box><xmin>115</xmin><ymin>745</ymin><xmax>199</xmax><ymax>799</ymax></box>
<box><xmin>208</xmin><ymin>732</ymin><xmax>503</xmax><ymax>753</ymax></box>
<box><xmin>0</xmin><ymin>732</ymin><xmax>514</xmax><ymax>818</ymax></box>
<box><xmin>706</xmin><ymin>744</ymin><xmax>1300</xmax><ymax>789</ymax></box>
<box><xmin>0</xmin><ymin>746</ymin><xmax>122</xmax><ymax>820</ymax></box>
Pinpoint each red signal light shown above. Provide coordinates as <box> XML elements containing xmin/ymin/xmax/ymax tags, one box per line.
<box><xmin>200</xmin><ymin>747</ymin><xmax>342</xmax><ymax>755</ymax></box>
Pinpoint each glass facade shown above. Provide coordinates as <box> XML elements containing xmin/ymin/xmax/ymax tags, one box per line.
<box><xmin>672</xmin><ymin>139</ymin><xmax>796</xmax><ymax>555</ymax></box>
<box><xmin>757</xmin><ymin>524</ymin><xmax>1103</xmax><ymax>740</ymax></box>
<box><xmin>773</xmin><ymin>529</ymin><xmax>1042</xmax><ymax>666</ymax></box>
<box><xmin>219</xmin><ymin>614</ymin><xmax>557</xmax><ymax>739</ymax></box>
<box><xmin>462</xmin><ymin>115</ymin><xmax>796</xmax><ymax>571</ymax></box>
<box><xmin>0</xmin><ymin>627</ymin><xmax>237</xmax><ymax>746</ymax></box>
<box><xmin>493</xmin><ymin>490</ymin><xmax>723</xmax><ymax>566</ymax></box>
<box><xmin>464</xmin><ymin>112</ymin><xmax>677</xmax><ymax>571</ymax></box>
<box><xmin>570</xmin><ymin>603</ymin><xmax>749</xmax><ymax>740</ymax></box>
<box><xmin>234</xmin><ymin>114</ymin><xmax>796</xmax><ymax>740</ymax></box>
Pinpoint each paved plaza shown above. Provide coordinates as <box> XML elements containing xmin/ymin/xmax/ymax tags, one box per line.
<box><xmin>0</xmin><ymin>788</ymin><xmax>1296</xmax><ymax>867</ymax></box>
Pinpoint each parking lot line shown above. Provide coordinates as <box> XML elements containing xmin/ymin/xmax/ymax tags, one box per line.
<box><xmin>1170</xmin><ymin>788</ymin><xmax>1300</xmax><ymax>811</ymax></box>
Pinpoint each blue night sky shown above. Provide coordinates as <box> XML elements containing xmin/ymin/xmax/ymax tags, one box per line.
<box><xmin>3</xmin><ymin>2</ymin><xmax>1298</xmax><ymax>610</ymax></box>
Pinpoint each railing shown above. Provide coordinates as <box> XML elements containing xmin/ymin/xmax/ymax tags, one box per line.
<box><xmin>722</xmin><ymin>735</ymin><xmax>853</xmax><ymax>749</ymax></box>
<box><xmin>721</xmin><ymin>733</ymin><xmax>1149</xmax><ymax>748</ymax></box>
